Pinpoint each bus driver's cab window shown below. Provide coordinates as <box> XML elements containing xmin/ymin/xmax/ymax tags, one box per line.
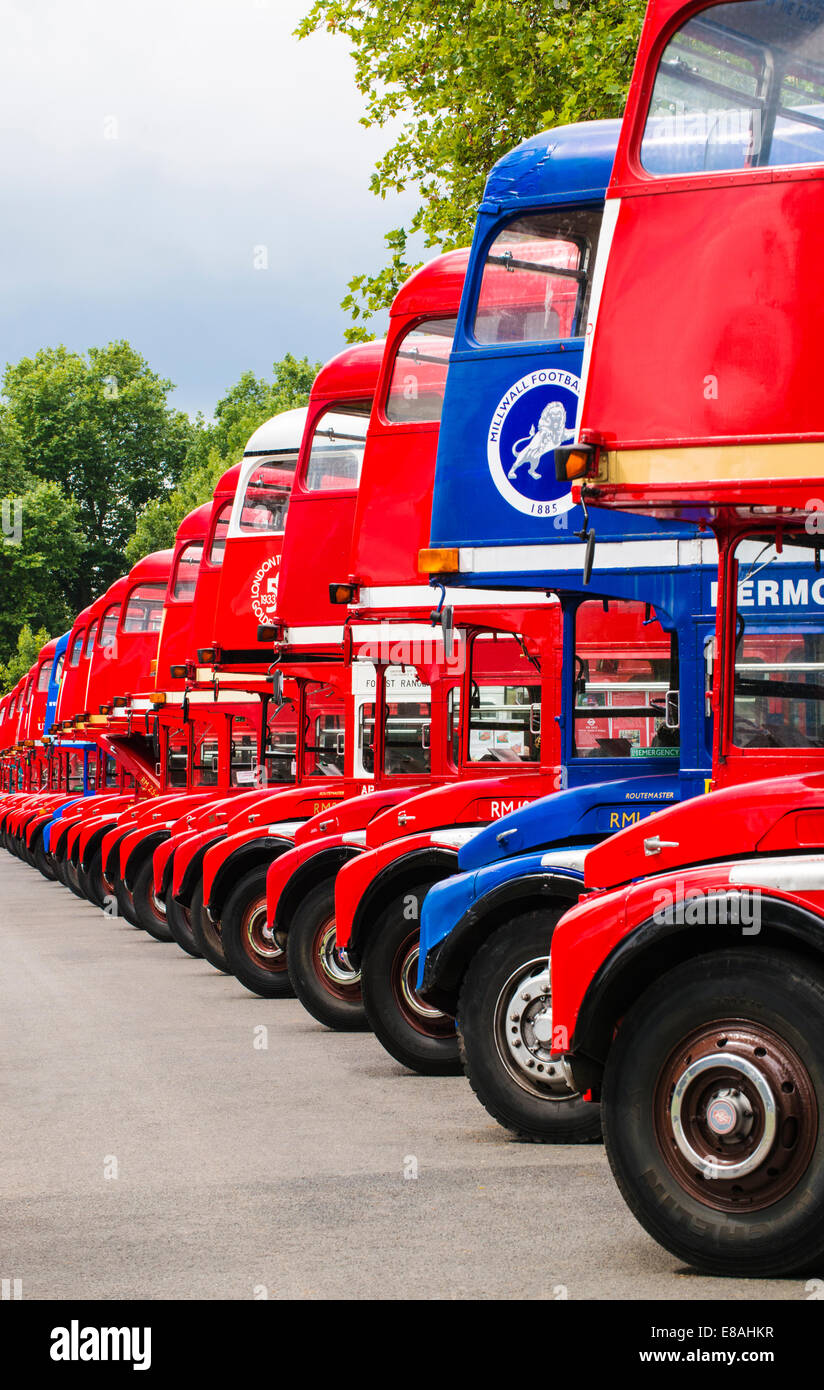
<box><xmin>302</xmin><ymin>685</ymin><xmax>344</xmax><ymax>778</ymax></box>
<box><xmin>573</xmin><ymin>602</ymin><xmax>677</xmax><ymax>761</ymax></box>
<box><xmin>357</xmin><ymin>668</ymin><xmax>432</xmax><ymax>777</ymax></box>
<box><xmin>457</xmin><ymin>633</ymin><xmax>542</xmax><ymax>765</ymax></box>
<box><xmin>732</xmin><ymin>535</ymin><xmax>824</xmax><ymax>750</ymax></box>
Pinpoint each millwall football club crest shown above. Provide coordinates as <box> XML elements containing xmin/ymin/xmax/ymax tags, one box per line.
<box><xmin>487</xmin><ymin>369</ymin><xmax>581</xmax><ymax>517</ymax></box>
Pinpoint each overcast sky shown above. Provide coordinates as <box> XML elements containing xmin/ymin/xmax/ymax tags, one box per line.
<box><xmin>0</xmin><ymin>0</ymin><xmax>420</xmax><ymax>416</ymax></box>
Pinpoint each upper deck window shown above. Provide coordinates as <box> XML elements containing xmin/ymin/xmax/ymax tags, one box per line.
<box><xmin>239</xmin><ymin>456</ymin><xmax>297</xmax><ymax>534</ymax></box>
<box><xmin>69</xmin><ymin>630</ymin><xmax>85</xmax><ymax>667</ymax></box>
<box><xmin>98</xmin><ymin>606</ymin><xmax>120</xmax><ymax>649</ymax></box>
<box><xmin>641</xmin><ymin>1</ymin><xmax>824</xmax><ymax>175</ymax></box>
<box><xmin>172</xmin><ymin>542</ymin><xmax>203</xmax><ymax>601</ymax></box>
<box><xmin>473</xmin><ymin>211</ymin><xmax>602</xmax><ymax>346</ymax></box>
<box><xmin>302</xmin><ymin>406</ymin><xmax>369</xmax><ymax>493</ymax></box>
<box><xmin>385</xmin><ymin>318</ymin><xmax>456</xmax><ymax>424</ymax></box>
<box><xmin>123</xmin><ymin>583</ymin><xmax>166</xmax><ymax>633</ymax></box>
<box><xmin>37</xmin><ymin>660</ymin><xmax>53</xmax><ymax>693</ymax></box>
<box><xmin>208</xmin><ymin>502</ymin><xmax>233</xmax><ymax>565</ymax></box>
<box><xmin>83</xmin><ymin>621</ymin><xmax>98</xmax><ymax>658</ymax></box>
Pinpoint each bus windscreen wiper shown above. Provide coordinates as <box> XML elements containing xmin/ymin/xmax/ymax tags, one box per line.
<box><xmin>741</xmin><ymin>542</ymin><xmax>778</xmax><ymax>585</ymax></box>
<box><xmin>487</xmin><ymin>253</ymin><xmax>586</xmax><ymax>282</ymax></box>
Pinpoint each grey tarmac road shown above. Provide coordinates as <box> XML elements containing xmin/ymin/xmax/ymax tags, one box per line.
<box><xmin>0</xmin><ymin>856</ymin><xmax>807</xmax><ymax>1302</ymax></box>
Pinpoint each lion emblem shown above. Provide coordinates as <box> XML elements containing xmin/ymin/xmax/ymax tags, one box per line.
<box><xmin>508</xmin><ymin>400</ymin><xmax>574</xmax><ymax>482</ymax></box>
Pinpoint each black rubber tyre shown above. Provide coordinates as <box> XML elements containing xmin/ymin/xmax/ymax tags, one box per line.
<box><xmin>79</xmin><ymin>847</ymin><xmax>108</xmax><ymax>909</ymax></box>
<box><xmin>131</xmin><ymin>857</ymin><xmax>174</xmax><ymax>942</ymax></box>
<box><xmin>33</xmin><ymin>833</ymin><xmax>58</xmax><ymax>882</ymax></box>
<box><xmin>602</xmin><ymin>948</ymin><xmax>824</xmax><ymax>1278</ymax></box>
<box><xmin>53</xmin><ymin>852</ymin><xmax>71</xmax><ymax>888</ymax></box>
<box><xmin>65</xmin><ymin>858</ymin><xmax>87</xmax><ymax>900</ymax></box>
<box><xmin>360</xmin><ymin>883</ymin><xmax>461</xmax><ymax>1075</ymax></box>
<box><xmin>112</xmin><ymin>876</ymin><xmax>140</xmax><ymax>927</ymax></box>
<box><xmin>190</xmin><ymin>881</ymin><xmax>229</xmax><ymax>974</ymax></box>
<box><xmin>221</xmin><ymin>866</ymin><xmax>294</xmax><ymax>998</ymax></box>
<box><xmin>165</xmin><ymin>889</ymin><xmax>202</xmax><ymax>959</ymax></box>
<box><xmin>288</xmin><ymin>878</ymin><xmax>368</xmax><ymax>1030</ymax></box>
<box><xmin>457</xmin><ymin>912</ymin><xmax>602</xmax><ymax>1143</ymax></box>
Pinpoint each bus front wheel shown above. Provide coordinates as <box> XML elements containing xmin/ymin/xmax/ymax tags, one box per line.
<box><xmin>602</xmin><ymin>948</ymin><xmax>824</xmax><ymax>1278</ymax></box>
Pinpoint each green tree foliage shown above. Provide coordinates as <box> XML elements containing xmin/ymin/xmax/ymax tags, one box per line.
<box><xmin>0</xmin><ymin>341</ymin><xmax>193</xmax><ymax>609</ymax></box>
<box><xmin>0</xmin><ymin>483</ymin><xmax>83</xmax><ymax>676</ymax></box>
<box><xmin>126</xmin><ymin>354</ymin><xmax>320</xmax><ymax>563</ymax></box>
<box><xmin>298</xmin><ymin>0</ymin><xmax>646</xmax><ymax>337</ymax></box>
<box><xmin>0</xmin><ymin>345</ymin><xmax>318</xmax><ymax>674</ymax></box>
<box><xmin>0</xmin><ymin>623</ymin><xmax>52</xmax><ymax>696</ymax></box>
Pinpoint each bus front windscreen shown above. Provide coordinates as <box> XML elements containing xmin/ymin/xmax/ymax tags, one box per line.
<box><xmin>732</xmin><ymin>534</ymin><xmax>824</xmax><ymax>749</ymax></box>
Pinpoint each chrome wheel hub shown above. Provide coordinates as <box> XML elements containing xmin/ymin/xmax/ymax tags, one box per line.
<box><xmin>496</xmin><ymin>961</ymin><xmax>577</xmax><ymax>1097</ymax></box>
<box><xmin>318</xmin><ymin>923</ymin><xmax>360</xmax><ymax>986</ymax></box>
<box><xmin>670</xmin><ymin>1051</ymin><xmax>776</xmax><ymax>1180</ymax></box>
<box><xmin>399</xmin><ymin>944</ymin><xmax>445</xmax><ymax>1021</ymax></box>
<box><xmin>705</xmin><ymin>1087</ymin><xmax>754</xmax><ymax>1139</ymax></box>
<box><xmin>246</xmin><ymin>903</ymin><xmax>283</xmax><ymax>960</ymax></box>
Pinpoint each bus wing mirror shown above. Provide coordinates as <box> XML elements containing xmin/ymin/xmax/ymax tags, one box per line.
<box><xmin>442</xmin><ymin>605</ymin><xmax>455</xmax><ymax>661</ymax></box>
<box><xmin>530</xmin><ymin>705</ymin><xmax>541</xmax><ymax>735</ymax></box>
<box><xmin>574</xmin><ymin>656</ymin><xmax>589</xmax><ymax>701</ymax></box>
<box><xmin>665</xmin><ymin>691</ymin><xmax>680</xmax><ymax>730</ymax></box>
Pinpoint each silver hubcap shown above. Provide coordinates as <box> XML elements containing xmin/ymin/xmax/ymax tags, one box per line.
<box><xmin>495</xmin><ymin>960</ymin><xmax>578</xmax><ymax>1098</ymax></box>
<box><xmin>400</xmin><ymin>944</ymin><xmax>445</xmax><ymax>1020</ymax></box>
<box><xmin>318</xmin><ymin>924</ymin><xmax>360</xmax><ymax>986</ymax></box>
<box><xmin>670</xmin><ymin>1051</ymin><xmax>778</xmax><ymax>1180</ymax></box>
<box><xmin>246</xmin><ymin>904</ymin><xmax>283</xmax><ymax>959</ymax></box>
